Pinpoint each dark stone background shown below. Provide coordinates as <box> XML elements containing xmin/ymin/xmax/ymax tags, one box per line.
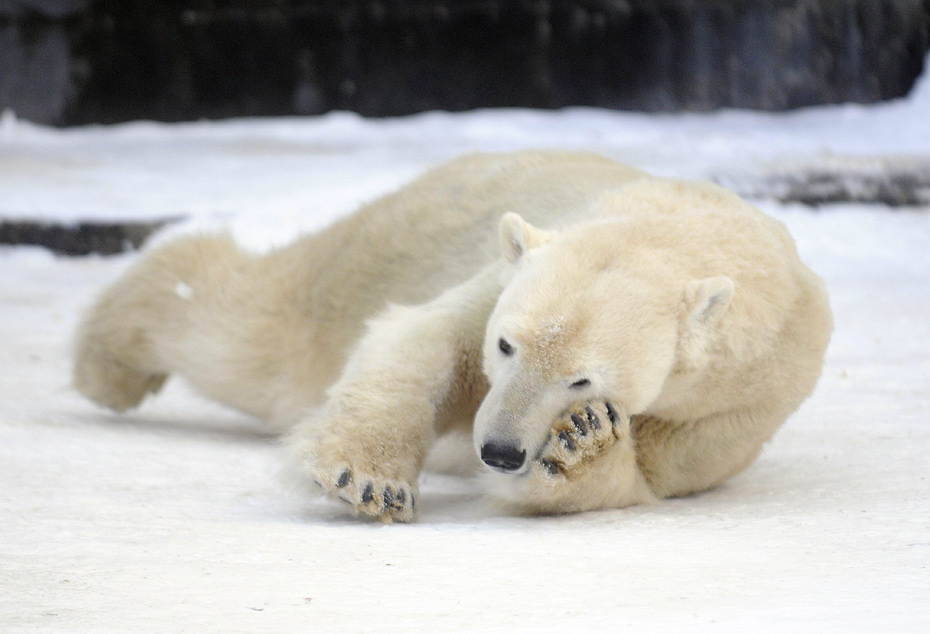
<box><xmin>0</xmin><ymin>218</ymin><xmax>179</xmax><ymax>255</ymax></box>
<box><xmin>2</xmin><ymin>0</ymin><xmax>929</xmax><ymax>126</ymax></box>
<box><xmin>2</xmin><ymin>1</ymin><xmax>929</xmax><ymax>255</ymax></box>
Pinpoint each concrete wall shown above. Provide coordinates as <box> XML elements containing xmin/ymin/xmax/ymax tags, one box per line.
<box><xmin>1</xmin><ymin>0</ymin><xmax>929</xmax><ymax>125</ymax></box>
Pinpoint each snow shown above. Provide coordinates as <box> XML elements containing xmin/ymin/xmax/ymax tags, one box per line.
<box><xmin>2</xmin><ymin>61</ymin><xmax>930</xmax><ymax>631</ymax></box>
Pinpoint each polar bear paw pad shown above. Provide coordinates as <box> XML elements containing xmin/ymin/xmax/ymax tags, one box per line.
<box><xmin>314</xmin><ymin>465</ymin><xmax>417</xmax><ymax>523</ymax></box>
<box><xmin>534</xmin><ymin>401</ymin><xmax>627</xmax><ymax>479</ymax></box>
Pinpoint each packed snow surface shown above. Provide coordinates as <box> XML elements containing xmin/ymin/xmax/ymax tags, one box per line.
<box><xmin>2</xmin><ymin>63</ymin><xmax>929</xmax><ymax>632</ymax></box>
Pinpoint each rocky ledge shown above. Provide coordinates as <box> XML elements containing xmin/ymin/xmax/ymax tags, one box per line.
<box><xmin>718</xmin><ymin>157</ymin><xmax>930</xmax><ymax>207</ymax></box>
<box><xmin>0</xmin><ymin>218</ymin><xmax>179</xmax><ymax>256</ymax></box>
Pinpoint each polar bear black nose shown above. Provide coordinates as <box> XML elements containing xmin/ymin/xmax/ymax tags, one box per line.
<box><xmin>480</xmin><ymin>443</ymin><xmax>526</xmax><ymax>471</ymax></box>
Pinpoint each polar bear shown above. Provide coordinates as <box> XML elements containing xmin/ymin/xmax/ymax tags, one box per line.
<box><xmin>73</xmin><ymin>151</ymin><xmax>832</xmax><ymax>522</ymax></box>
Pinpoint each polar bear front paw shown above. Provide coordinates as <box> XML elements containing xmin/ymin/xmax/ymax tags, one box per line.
<box><xmin>312</xmin><ymin>461</ymin><xmax>418</xmax><ymax>523</ymax></box>
<box><xmin>293</xmin><ymin>416</ymin><xmax>423</xmax><ymax>523</ymax></box>
<box><xmin>532</xmin><ymin>401</ymin><xmax>629</xmax><ymax>480</ymax></box>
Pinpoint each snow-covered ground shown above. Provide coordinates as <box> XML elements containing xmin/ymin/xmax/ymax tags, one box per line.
<box><xmin>2</xmin><ymin>62</ymin><xmax>929</xmax><ymax>631</ymax></box>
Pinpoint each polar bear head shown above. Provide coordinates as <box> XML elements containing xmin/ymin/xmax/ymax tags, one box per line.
<box><xmin>474</xmin><ymin>211</ymin><xmax>734</xmax><ymax>474</ymax></box>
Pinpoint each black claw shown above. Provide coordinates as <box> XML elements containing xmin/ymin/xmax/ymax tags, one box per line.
<box><xmin>336</xmin><ymin>469</ymin><xmax>351</xmax><ymax>488</ymax></box>
<box><xmin>540</xmin><ymin>458</ymin><xmax>559</xmax><ymax>475</ymax></box>
<box><xmin>570</xmin><ymin>413</ymin><xmax>588</xmax><ymax>435</ymax></box>
<box><xmin>410</xmin><ymin>494</ymin><xmax>416</xmax><ymax>510</ymax></box>
<box><xmin>558</xmin><ymin>430</ymin><xmax>575</xmax><ymax>451</ymax></box>
<box><xmin>396</xmin><ymin>489</ymin><xmax>406</xmax><ymax>507</ymax></box>
<box><xmin>383</xmin><ymin>487</ymin><xmax>395</xmax><ymax>509</ymax></box>
<box><xmin>606</xmin><ymin>402</ymin><xmax>619</xmax><ymax>425</ymax></box>
<box><xmin>585</xmin><ymin>405</ymin><xmax>601</xmax><ymax>430</ymax></box>
<box><xmin>361</xmin><ymin>483</ymin><xmax>374</xmax><ymax>504</ymax></box>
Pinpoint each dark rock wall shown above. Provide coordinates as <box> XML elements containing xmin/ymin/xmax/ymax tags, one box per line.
<box><xmin>0</xmin><ymin>218</ymin><xmax>178</xmax><ymax>255</ymax></box>
<box><xmin>1</xmin><ymin>0</ymin><xmax>929</xmax><ymax>125</ymax></box>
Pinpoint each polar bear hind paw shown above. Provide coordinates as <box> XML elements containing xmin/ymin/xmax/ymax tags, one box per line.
<box><xmin>73</xmin><ymin>341</ymin><xmax>168</xmax><ymax>413</ymax></box>
<box><xmin>533</xmin><ymin>401</ymin><xmax>627</xmax><ymax>479</ymax></box>
<box><xmin>313</xmin><ymin>465</ymin><xmax>418</xmax><ymax>523</ymax></box>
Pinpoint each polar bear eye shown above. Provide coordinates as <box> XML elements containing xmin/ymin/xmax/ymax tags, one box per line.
<box><xmin>570</xmin><ymin>379</ymin><xmax>590</xmax><ymax>389</ymax></box>
<box><xmin>498</xmin><ymin>338</ymin><xmax>514</xmax><ymax>356</ymax></box>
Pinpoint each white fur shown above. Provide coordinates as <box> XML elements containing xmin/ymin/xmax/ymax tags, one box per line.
<box><xmin>73</xmin><ymin>152</ymin><xmax>832</xmax><ymax>522</ymax></box>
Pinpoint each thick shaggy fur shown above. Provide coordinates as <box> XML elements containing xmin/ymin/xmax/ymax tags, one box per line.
<box><xmin>74</xmin><ymin>152</ymin><xmax>832</xmax><ymax>522</ymax></box>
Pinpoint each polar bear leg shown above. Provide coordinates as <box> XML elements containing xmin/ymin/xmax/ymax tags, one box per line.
<box><xmin>288</xmin><ymin>264</ymin><xmax>504</xmax><ymax>522</ymax></box>
<box><xmin>499</xmin><ymin>407</ymin><xmax>776</xmax><ymax>515</ymax></box>
<box><xmin>73</xmin><ymin>234</ymin><xmax>249</xmax><ymax>413</ymax></box>
<box><xmin>631</xmin><ymin>411</ymin><xmax>770</xmax><ymax>499</ymax></box>
<box><xmin>485</xmin><ymin>401</ymin><xmax>656</xmax><ymax>515</ymax></box>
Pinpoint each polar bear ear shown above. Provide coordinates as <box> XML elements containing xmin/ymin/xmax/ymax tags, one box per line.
<box><xmin>684</xmin><ymin>276</ymin><xmax>734</xmax><ymax>326</ymax></box>
<box><xmin>499</xmin><ymin>212</ymin><xmax>552</xmax><ymax>263</ymax></box>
